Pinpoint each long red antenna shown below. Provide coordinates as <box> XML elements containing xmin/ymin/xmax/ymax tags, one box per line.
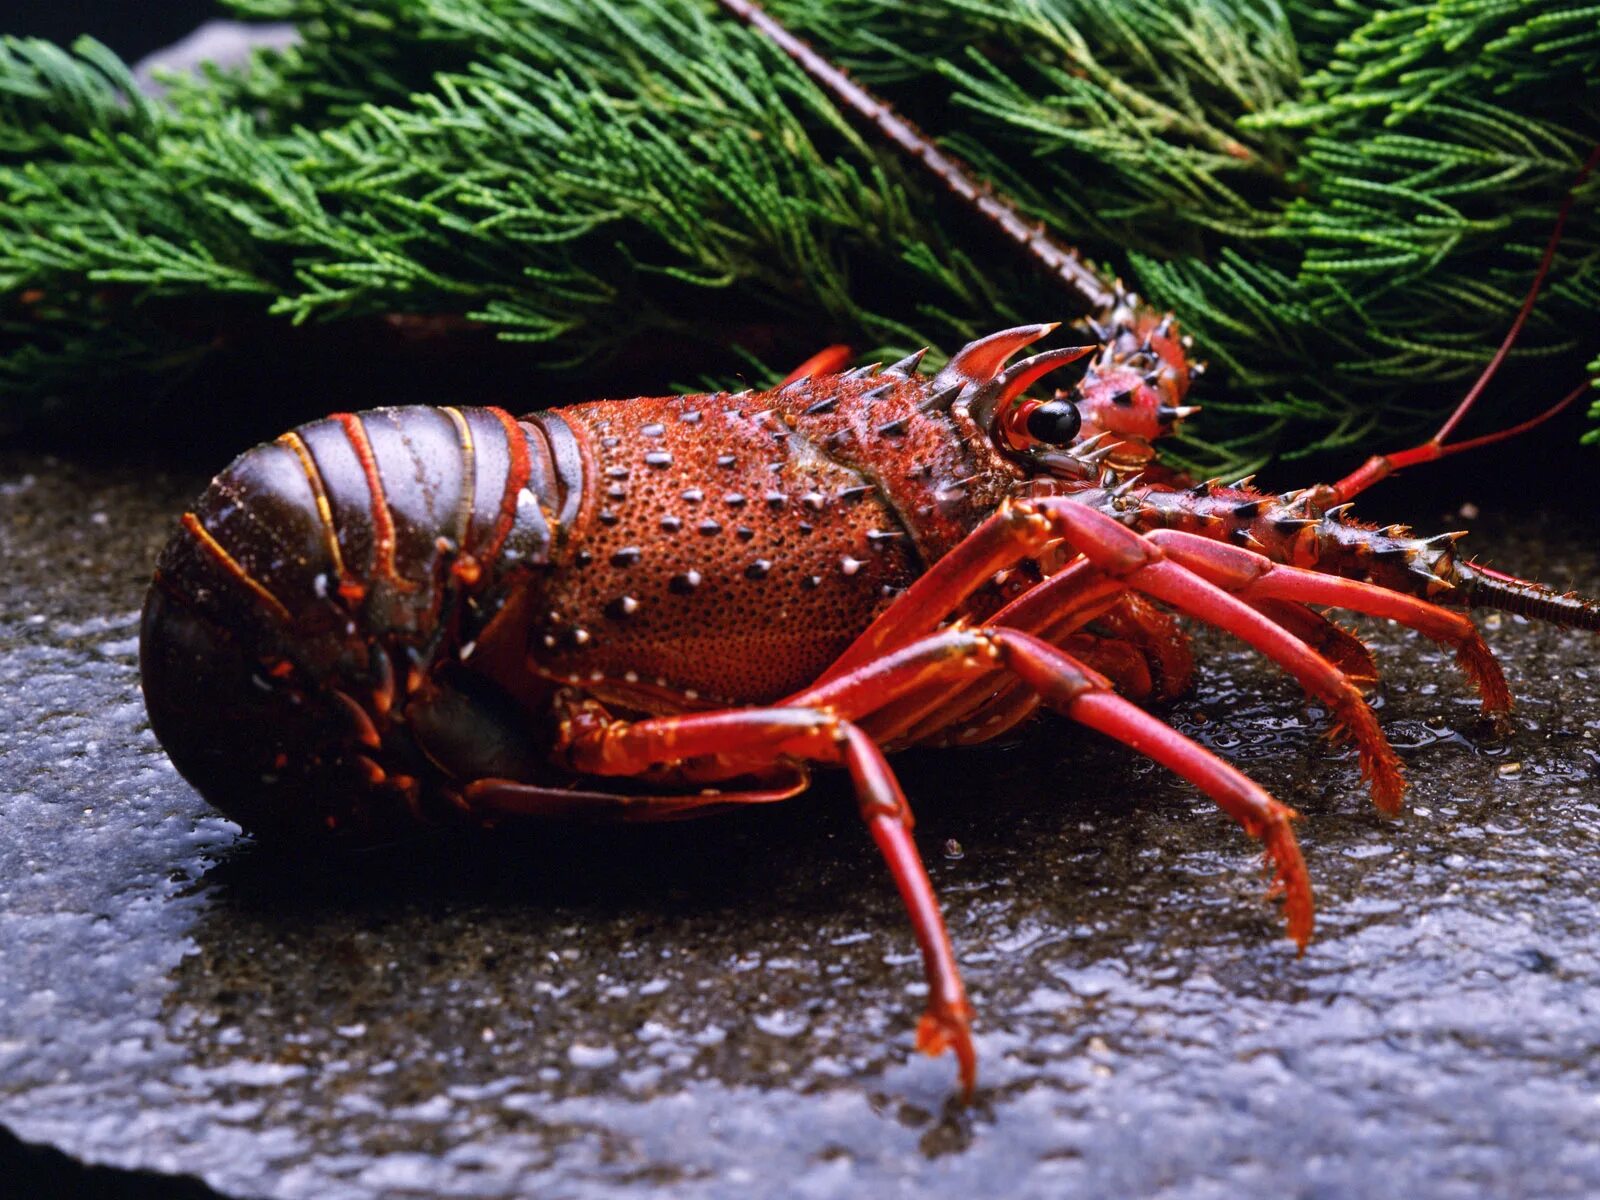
<box><xmin>1327</xmin><ymin>143</ymin><xmax>1600</xmax><ymax>503</ymax></box>
<box><xmin>716</xmin><ymin>0</ymin><xmax>1118</xmax><ymax>312</ymax></box>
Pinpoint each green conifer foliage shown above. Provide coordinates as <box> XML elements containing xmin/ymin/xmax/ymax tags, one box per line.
<box><xmin>1</xmin><ymin>1</ymin><xmax>1596</xmax><ymax>468</ymax></box>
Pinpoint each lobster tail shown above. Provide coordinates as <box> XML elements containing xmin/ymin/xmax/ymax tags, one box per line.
<box><xmin>1452</xmin><ymin>561</ymin><xmax>1600</xmax><ymax>632</ymax></box>
<box><xmin>140</xmin><ymin>405</ymin><xmax>564</xmax><ymax>839</ymax></box>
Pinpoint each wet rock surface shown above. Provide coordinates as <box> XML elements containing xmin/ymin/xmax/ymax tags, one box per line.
<box><xmin>2</xmin><ymin>449</ymin><xmax>1598</xmax><ymax>1199</ymax></box>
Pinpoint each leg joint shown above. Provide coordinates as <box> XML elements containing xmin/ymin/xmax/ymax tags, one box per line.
<box><xmin>1031</xmin><ymin>496</ymin><xmax>1159</xmax><ymax>576</ymax></box>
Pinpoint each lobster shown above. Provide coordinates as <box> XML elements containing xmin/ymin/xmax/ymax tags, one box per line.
<box><xmin>139</xmin><ymin>4</ymin><xmax>1600</xmax><ymax>1100</ymax></box>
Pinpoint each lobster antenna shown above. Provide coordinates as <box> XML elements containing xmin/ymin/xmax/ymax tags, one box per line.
<box><xmin>1328</xmin><ymin>142</ymin><xmax>1600</xmax><ymax>503</ymax></box>
<box><xmin>716</xmin><ymin>0</ymin><xmax>1117</xmax><ymax>313</ymax></box>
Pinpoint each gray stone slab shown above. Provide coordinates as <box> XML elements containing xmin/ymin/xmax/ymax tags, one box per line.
<box><xmin>2</xmin><ymin>450</ymin><xmax>1597</xmax><ymax>1198</ymax></box>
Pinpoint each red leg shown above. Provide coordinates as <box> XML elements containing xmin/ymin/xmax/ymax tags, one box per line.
<box><xmin>844</xmin><ymin>725</ymin><xmax>976</xmax><ymax>1098</ymax></box>
<box><xmin>981</xmin><ymin>629</ymin><xmax>1311</xmax><ymax>947</ymax></box>
<box><xmin>556</xmin><ymin>703</ymin><xmax>976</xmax><ymax>1096</ymax></box>
<box><xmin>818</xmin><ymin>495</ymin><xmax>1402</xmax><ymax>809</ymax></box>
<box><xmin>1250</xmin><ymin>599</ymin><xmax>1379</xmax><ymax>689</ymax></box>
<box><xmin>878</xmin><ymin>629</ymin><xmax>1148</xmax><ymax>751</ymax></box>
<box><xmin>786</xmin><ymin>628</ymin><xmax>1311</xmax><ymax>945</ymax></box>
<box><xmin>1144</xmin><ymin>527</ymin><xmax>1512</xmax><ymax>719</ymax></box>
<box><xmin>975</xmin><ymin>502</ymin><xmax>1406</xmax><ymax>812</ymax></box>
<box><xmin>845</xmin><ymin>558</ymin><xmax>1121</xmax><ymax>746</ymax></box>
<box><xmin>545</xmin><ymin>617</ymin><xmax>1319</xmax><ymax>1095</ymax></box>
<box><xmin>929</xmin><ymin>590</ymin><xmax>1189</xmax><ymax>740</ymax></box>
<box><xmin>1097</xmin><ymin>557</ymin><xmax>1404</xmax><ymax>812</ymax></box>
<box><xmin>928</xmin><ymin>627</ymin><xmax>1160</xmax><ymax>745</ymax></box>
<box><xmin>1088</xmin><ymin>594</ymin><xmax>1195</xmax><ymax>702</ymax></box>
<box><xmin>463</xmin><ymin>772</ymin><xmax>808</xmax><ymax>822</ymax></box>
<box><xmin>906</xmin><ymin>588</ymin><xmax>1358</xmax><ymax>749</ymax></box>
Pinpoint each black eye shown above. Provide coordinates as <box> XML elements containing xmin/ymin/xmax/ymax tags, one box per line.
<box><xmin>1025</xmin><ymin>399</ymin><xmax>1081</xmax><ymax>445</ymax></box>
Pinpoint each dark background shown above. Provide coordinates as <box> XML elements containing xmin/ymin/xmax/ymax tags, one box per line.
<box><xmin>5</xmin><ymin>0</ymin><xmax>217</xmax><ymax>61</ymax></box>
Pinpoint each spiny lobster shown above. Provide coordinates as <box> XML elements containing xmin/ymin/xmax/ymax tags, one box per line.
<box><xmin>139</xmin><ymin>2</ymin><xmax>1599</xmax><ymax>1098</ymax></box>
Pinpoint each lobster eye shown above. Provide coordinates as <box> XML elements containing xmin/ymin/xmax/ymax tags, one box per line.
<box><xmin>1024</xmin><ymin>398</ymin><xmax>1081</xmax><ymax>445</ymax></box>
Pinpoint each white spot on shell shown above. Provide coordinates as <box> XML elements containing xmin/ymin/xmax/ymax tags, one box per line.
<box><xmin>841</xmin><ymin>556</ymin><xmax>863</xmax><ymax>576</ymax></box>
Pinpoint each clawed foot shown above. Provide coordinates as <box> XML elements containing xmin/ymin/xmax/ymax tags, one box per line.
<box><xmin>917</xmin><ymin>999</ymin><xmax>978</xmax><ymax>1102</ymax></box>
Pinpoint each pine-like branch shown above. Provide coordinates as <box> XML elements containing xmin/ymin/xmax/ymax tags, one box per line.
<box><xmin>1</xmin><ymin>0</ymin><xmax>1596</xmax><ymax>466</ymax></box>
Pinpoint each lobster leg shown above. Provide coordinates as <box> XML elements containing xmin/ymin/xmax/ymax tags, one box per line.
<box><xmin>792</xmin><ymin>628</ymin><xmax>1310</xmax><ymax>946</ymax></box>
<box><xmin>1086</xmin><ymin>594</ymin><xmax>1195</xmax><ymax>702</ymax></box>
<box><xmin>1142</xmin><ymin>528</ymin><xmax>1512</xmax><ymax>720</ymax></box>
<box><xmin>462</xmin><ymin>772</ymin><xmax>810</xmax><ymax>822</ymax></box>
<box><xmin>596</xmin><ymin>629</ymin><xmax>1311</xmax><ymax>897</ymax></box>
<box><xmin>888</xmin><ymin>569</ymin><xmax>1178</xmax><ymax>748</ymax></box>
<box><xmin>1014</xmin><ymin>558</ymin><xmax>1404</xmax><ymax>812</ymax></box>
<box><xmin>1248</xmin><ymin>600</ymin><xmax>1379</xmax><ymax>690</ymax></box>
<box><xmin>546</xmin><ymin>623</ymin><xmax>1312</xmax><ymax>1096</ymax></box>
<box><xmin>825</xmin><ymin>498</ymin><xmax>1405</xmax><ymax>812</ymax></box>
<box><xmin>554</xmin><ymin>705</ymin><xmax>975</xmax><ymax>1096</ymax></box>
<box><xmin>871</xmin><ymin>622</ymin><xmax>1154</xmax><ymax>752</ymax></box>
